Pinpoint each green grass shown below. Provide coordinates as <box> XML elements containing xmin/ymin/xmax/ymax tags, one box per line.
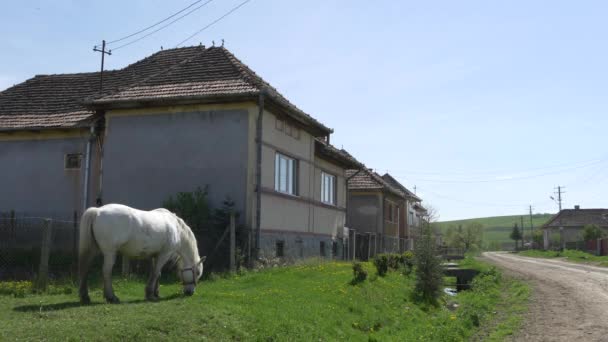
<box><xmin>0</xmin><ymin>260</ymin><xmax>528</xmax><ymax>341</ymax></box>
<box><xmin>457</xmin><ymin>257</ymin><xmax>530</xmax><ymax>341</ymax></box>
<box><xmin>437</xmin><ymin>214</ymin><xmax>554</xmax><ymax>248</ymax></box>
<box><xmin>519</xmin><ymin>249</ymin><xmax>608</xmax><ymax>267</ymax></box>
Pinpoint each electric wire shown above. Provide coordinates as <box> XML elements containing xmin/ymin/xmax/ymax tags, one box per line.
<box><xmin>111</xmin><ymin>0</ymin><xmax>216</xmax><ymax>51</ymax></box>
<box><xmin>175</xmin><ymin>0</ymin><xmax>252</xmax><ymax>47</ymax></box>
<box><xmin>107</xmin><ymin>0</ymin><xmax>212</xmax><ymax>45</ymax></box>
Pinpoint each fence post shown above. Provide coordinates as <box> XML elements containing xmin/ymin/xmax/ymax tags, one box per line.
<box><xmin>36</xmin><ymin>219</ymin><xmax>53</xmax><ymax>291</ymax></box>
<box><xmin>73</xmin><ymin>211</ymin><xmax>78</xmax><ymax>273</ymax></box>
<box><xmin>229</xmin><ymin>211</ymin><xmax>236</xmax><ymax>272</ymax></box>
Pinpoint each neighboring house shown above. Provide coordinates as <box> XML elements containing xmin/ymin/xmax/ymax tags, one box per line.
<box><xmin>0</xmin><ymin>45</ymin><xmax>363</xmax><ymax>260</ymax></box>
<box><xmin>381</xmin><ymin>173</ymin><xmax>422</xmax><ymax>245</ymax></box>
<box><xmin>542</xmin><ymin>206</ymin><xmax>608</xmax><ymax>249</ymax></box>
<box><xmin>346</xmin><ymin>169</ymin><xmax>409</xmax><ymax>258</ymax></box>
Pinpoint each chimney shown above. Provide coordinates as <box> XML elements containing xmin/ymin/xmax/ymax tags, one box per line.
<box><xmin>574</xmin><ymin>205</ymin><xmax>580</xmax><ymax>210</ymax></box>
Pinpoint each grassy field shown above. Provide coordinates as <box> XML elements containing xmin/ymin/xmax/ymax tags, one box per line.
<box><xmin>519</xmin><ymin>249</ymin><xmax>608</xmax><ymax>267</ymax></box>
<box><xmin>437</xmin><ymin>214</ymin><xmax>554</xmax><ymax>248</ymax></box>
<box><xmin>0</xmin><ymin>260</ymin><xmax>528</xmax><ymax>341</ymax></box>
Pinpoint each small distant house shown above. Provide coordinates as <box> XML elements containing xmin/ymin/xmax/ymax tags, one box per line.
<box><xmin>542</xmin><ymin>205</ymin><xmax>608</xmax><ymax>249</ymax></box>
<box><xmin>0</xmin><ymin>45</ymin><xmax>363</xmax><ymax>261</ymax></box>
<box><xmin>346</xmin><ymin>170</ymin><xmax>421</xmax><ymax>258</ymax></box>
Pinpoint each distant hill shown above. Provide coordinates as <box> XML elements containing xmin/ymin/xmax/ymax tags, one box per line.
<box><xmin>436</xmin><ymin>213</ymin><xmax>555</xmax><ymax>249</ymax></box>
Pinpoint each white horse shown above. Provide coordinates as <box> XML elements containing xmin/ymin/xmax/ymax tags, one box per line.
<box><xmin>78</xmin><ymin>204</ymin><xmax>206</xmax><ymax>304</ymax></box>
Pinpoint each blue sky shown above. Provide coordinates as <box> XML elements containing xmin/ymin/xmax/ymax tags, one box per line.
<box><xmin>1</xmin><ymin>1</ymin><xmax>607</xmax><ymax>221</ymax></box>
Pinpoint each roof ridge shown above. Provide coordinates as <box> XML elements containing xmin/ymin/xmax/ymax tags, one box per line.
<box><xmin>90</xmin><ymin>46</ymin><xmax>209</xmax><ymax>103</ymax></box>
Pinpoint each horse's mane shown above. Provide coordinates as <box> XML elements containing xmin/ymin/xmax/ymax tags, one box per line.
<box><xmin>175</xmin><ymin>216</ymin><xmax>200</xmax><ymax>262</ymax></box>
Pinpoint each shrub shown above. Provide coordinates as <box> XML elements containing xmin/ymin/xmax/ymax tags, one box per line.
<box><xmin>351</xmin><ymin>262</ymin><xmax>367</xmax><ymax>284</ymax></box>
<box><xmin>373</xmin><ymin>254</ymin><xmax>389</xmax><ymax>276</ymax></box>
<box><xmin>386</xmin><ymin>254</ymin><xmax>402</xmax><ymax>270</ymax></box>
<box><xmin>402</xmin><ymin>251</ymin><xmax>415</xmax><ymax>269</ymax></box>
<box><xmin>414</xmin><ymin>222</ymin><xmax>443</xmax><ymax>304</ymax></box>
<box><xmin>583</xmin><ymin>224</ymin><xmax>605</xmax><ymax>241</ymax></box>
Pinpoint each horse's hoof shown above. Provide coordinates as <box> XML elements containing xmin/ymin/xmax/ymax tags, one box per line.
<box><xmin>106</xmin><ymin>296</ymin><xmax>120</xmax><ymax>304</ymax></box>
<box><xmin>80</xmin><ymin>295</ymin><xmax>91</xmax><ymax>305</ymax></box>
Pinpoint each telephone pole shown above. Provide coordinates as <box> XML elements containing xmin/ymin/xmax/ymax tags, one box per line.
<box><xmin>554</xmin><ymin>186</ymin><xmax>565</xmax><ymax>211</ymax></box>
<box><xmin>520</xmin><ymin>216</ymin><xmax>525</xmax><ymax>244</ymax></box>
<box><xmin>93</xmin><ymin>40</ymin><xmax>112</xmax><ymax>93</ymax></box>
<box><xmin>529</xmin><ymin>205</ymin><xmax>534</xmax><ymax>234</ymax></box>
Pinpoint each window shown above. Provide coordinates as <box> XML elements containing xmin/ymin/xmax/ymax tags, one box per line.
<box><xmin>332</xmin><ymin>241</ymin><xmax>338</xmax><ymax>257</ymax></box>
<box><xmin>65</xmin><ymin>153</ymin><xmax>82</xmax><ymax>170</ymax></box>
<box><xmin>408</xmin><ymin>211</ymin><xmax>414</xmax><ymax>225</ymax></box>
<box><xmin>320</xmin><ymin>241</ymin><xmax>326</xmax><ymax>257</ymax></box>
<box><xmin>276</xmin><ymin>240</ymin><xmax>285</xmax><ymax>257</ymax></box>
<box><xmin>321</xmin><ymin>172</ymin><xmax>336</xmax><ymax>205</ymax></box>
<box><xmin>387</xmin><ymin>202</ymin><xmax>394</xmax><ymax>222</ymax></box>
<box><xmin>275</xmin><ymin>153</ymin><xmax>297</xmax><ymax>195</ymax></box>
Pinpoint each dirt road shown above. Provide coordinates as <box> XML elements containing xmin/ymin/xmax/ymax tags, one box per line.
<box><xmin>482</xmin><ymin>252</ymin><xmax>608</xmax><ymax>341</ymax></box>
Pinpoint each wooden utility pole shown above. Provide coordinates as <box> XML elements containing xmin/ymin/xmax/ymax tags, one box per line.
<box><xmin>529</xmin><ymin>205</ymin><xmax>534</xmax><ymax>234</ymax></box>
<box><xmin>520</xmin><ymin>216</ymin><xmax>525</xmax><ymax>246</ymax></box>
<box><xmin>93</xmin><ymin>40</ymin><xmax>112</xmax><ymax>93</ymax></box>
<box><xmin>36</xmin><ymin>219</ymin><xmax>53</xmax><ymax>291</ymax></box>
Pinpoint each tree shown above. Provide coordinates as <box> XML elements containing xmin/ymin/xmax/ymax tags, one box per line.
<box><xmin>510</xmin><ymin>223</ymin><xmax>522</xmax><ymax>249</ymax></box>
<box><xmin>583</xmin><ymin>224</ymin><xmax>605</xmax><ymax>241</ymax></box>
<box><xmin>413</xmin><ymin>205</ymin><xmax>443</xmax><ymax>304</ymax></box>
<box><xmin>462</xmin><ymin>222</ymin><xmax>484</xmax><ymax>251</ymax></box>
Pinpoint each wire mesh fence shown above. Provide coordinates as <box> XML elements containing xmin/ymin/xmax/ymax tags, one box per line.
<box><xmin>0</xmin><ymin>212</ymin><xmax>79</xmax><ymax>282</ymax></box>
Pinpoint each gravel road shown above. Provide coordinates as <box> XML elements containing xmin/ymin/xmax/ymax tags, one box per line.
<box><xmin>482</xmin><ymin>252</ymin><xmax>608</xmax><ymax>341</ymax></box>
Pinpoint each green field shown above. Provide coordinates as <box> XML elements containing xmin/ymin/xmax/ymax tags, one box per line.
<box><xmin>437</xmin><ymin>214</ymin><xmax>554</xmax><ymax>248</ymax></box>
<box><xmin>0</xmin><ymin>259</ymin><xmax>528</xmax><ymax>341</ymax></box>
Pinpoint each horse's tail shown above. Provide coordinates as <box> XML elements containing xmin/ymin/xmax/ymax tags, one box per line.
<box><xmin>79</xmin><ymin>207</ymin><xmax>100</xmax><ymax>257</ymax></box>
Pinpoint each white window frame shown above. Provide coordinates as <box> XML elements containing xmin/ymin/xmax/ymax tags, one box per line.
<box><xmin>321</xmin><ymin>171</ymin><xmax>336</xmax><ymax>205</ymax></box>
<box><xmin>275</xmin><ymin>152</ymin><xmax>297</xmax><ymax>195</ymax></box>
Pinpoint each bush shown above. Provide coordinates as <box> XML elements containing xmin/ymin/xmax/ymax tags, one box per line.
<box><xmin>386</xmin><ymin>254</ymin><xmax>402</xmax><ymax>270</ymax></box>
<box><xmin>414</xmin><ymin>222</ymin><xmax>443</xmax><ymax>304</ymax></box>
<box><xmin>402</xmin><ymin>251</ymin><xmax>415</xmax><ymax>269</ymax></box>
<box><xmin>351</xmin><ymin>262</ymin><xmax>367</xmax><ymax>284</ymax></box>
<box><xmin>373</xmin><ymin>254</ymin><xmax>389</xmax><ymax>276</ymax></box>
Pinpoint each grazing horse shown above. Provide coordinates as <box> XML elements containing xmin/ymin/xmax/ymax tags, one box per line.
<box><xmin>78</xmin><ymin>204</ymin><xmax>205</xmax><ymax>304</ymax></box>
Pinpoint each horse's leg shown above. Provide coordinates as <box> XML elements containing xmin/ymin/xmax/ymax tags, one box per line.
<box><xmin>78</xmin><ymin>247</ymin><xmax>97</xmax><ymax>305</ymax></box>
<box><xmin>102</xmin><ymin>252</ymin><xmax>119</xmax><ymax>304</ymax></box>
<box><xmin>145</xmin><ymin>257</ymin><xmax>157</xmax><ymax>301</ymax></box>
<box><xmin>149</xmin><ymin>252</ymin><xmax>172</xmax><ymax>300</ymax></box>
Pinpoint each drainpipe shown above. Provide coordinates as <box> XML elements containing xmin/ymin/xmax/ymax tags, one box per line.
<box><xmin>254</xmin><ymin>89</ymin><xmax>265</xmax><ymax>260</ymax></box>
<box><xmin>82</xmin><ymin>125</ymin><xmax>94</xmax><ymax>213</ymax></box>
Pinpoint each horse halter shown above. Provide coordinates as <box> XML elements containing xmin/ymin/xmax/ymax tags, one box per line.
<box><xmin>181</xmin><ymin>267</ymin><xmax>197</xmax><ymax>286</ymax></box>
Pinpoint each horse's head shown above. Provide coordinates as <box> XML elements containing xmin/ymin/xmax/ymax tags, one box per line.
<box><xmin>180</xmin><ymin>256</ymin><xmax>206</xmax><ymax>296</ymax></box>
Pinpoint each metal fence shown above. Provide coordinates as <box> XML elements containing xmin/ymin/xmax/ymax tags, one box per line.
<box><xmin>349</xmin><ymin>231</ymin><xmax>412</xmax><ymax>261</ymax></box>
<box><xmin>0</xmin><ymin>212</ymin><xmax>79</xmax><ymax>282</ymax></box>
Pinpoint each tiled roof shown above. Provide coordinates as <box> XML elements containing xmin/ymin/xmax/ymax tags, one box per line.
<box><xmin>381</xmin><ymin>173</ymin><xmax>421</xmax><ymax>202</ymax></box>
<box><xmin>0</xmin><ymin>46</ymin><xmax>331</xmax><ymax>134</ymax></box>
<box><xmin>314</xmin><ymin>138</ymin><xmax>364</xmax><ymax>169</ymax></box>
<box><xmin>346</xmin><ymin>169</ymin><xmax>405</xmax><ymax>198</ymax></box>
<box><xmin>542</xmin><ymin>208</ymin><xmax>608</xmax><ymax>228</ymax></box>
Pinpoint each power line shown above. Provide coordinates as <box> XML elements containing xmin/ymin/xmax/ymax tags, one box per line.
<box><xmin>107</xmin><ymin>0</ymin><xmax>213</xmax><ymax>45</ymax></box>
<box><xmin>175</xmin><ymin>0</ymin><xmax>252</xmax><ymax>47</ymax></box>
<box><xmin>110</xmin><ymin>0</ymin><xmax>216</xmax><ymax>51</ymax></box>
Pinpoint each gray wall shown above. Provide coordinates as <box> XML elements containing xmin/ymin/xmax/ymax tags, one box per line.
<box><xmin>0</xmin><ymin>137</ymin><xmax>87</xmax><ymax>218</ymax></box>
<box><xmin>102</xmin><ymin>110</ymin><xmax>249</xmax><ymax>223</ymax></box>
<box><xmin>347</xmin><ymin>193</ymin><xmax>381</xmax><ymax>234</ymax></box>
